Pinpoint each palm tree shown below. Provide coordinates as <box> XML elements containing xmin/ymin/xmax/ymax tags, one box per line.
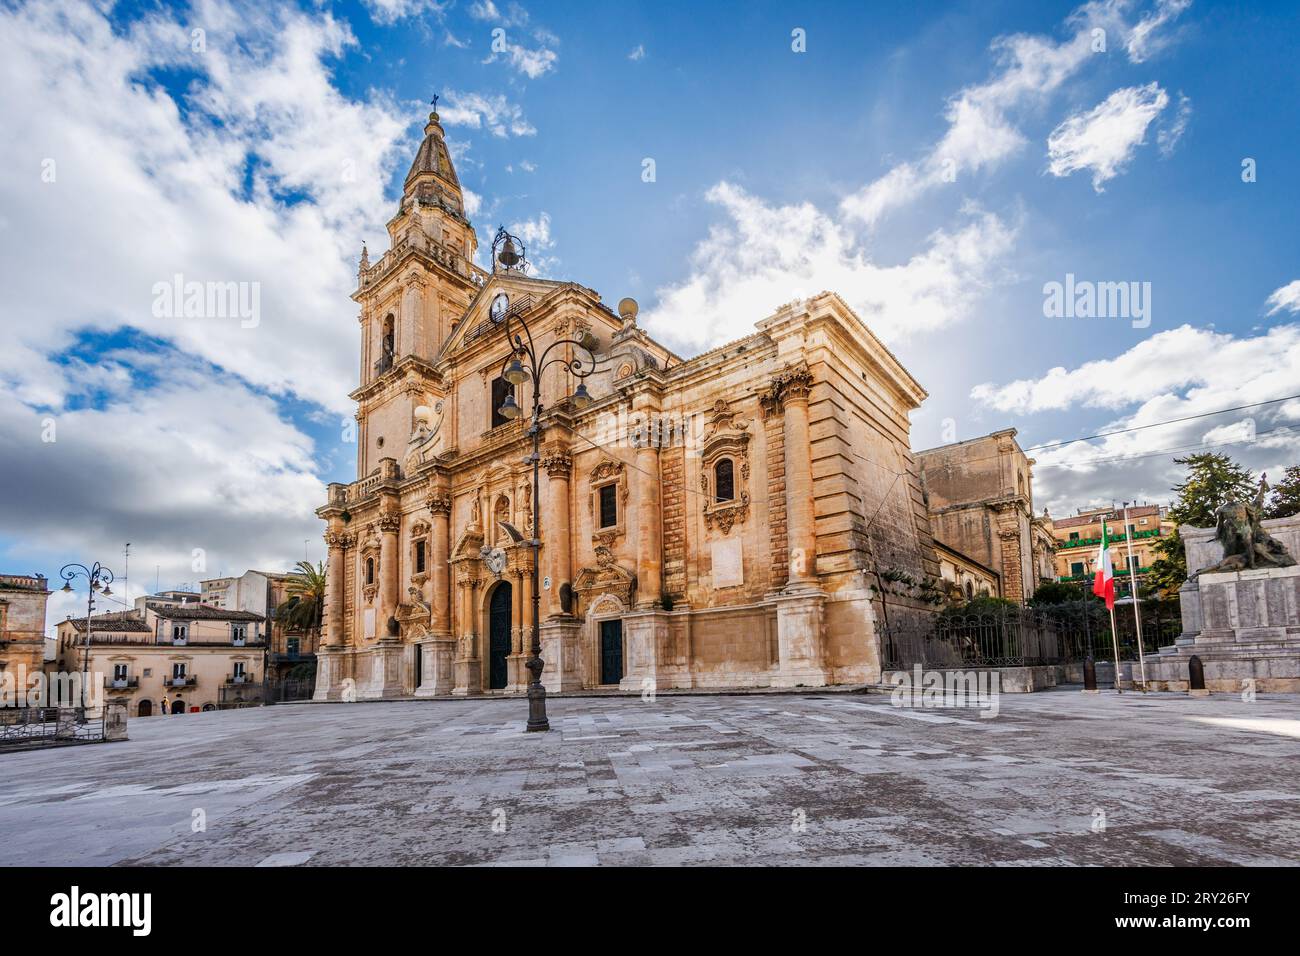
<box><xmin>275</xmin><ymin>560</ymin><xmax>326</xmax><ymax>636</ymax></box>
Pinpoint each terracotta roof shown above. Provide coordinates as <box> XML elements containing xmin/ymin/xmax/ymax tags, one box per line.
<box><xmin>67</xmin><ymin>612</ymin><xmax>151</xmax><ymax>633</ymax></box>
<box><xmin>147</xmin><ymin>603</ymin><xmax>264</xmax><ymax>622</ymax></box>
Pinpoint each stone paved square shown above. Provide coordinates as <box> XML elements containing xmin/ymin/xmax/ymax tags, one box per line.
<box><xmin>2</xmin><ymin>690</ymin><xmax>1299</xmax><ymax>867</ymax></box>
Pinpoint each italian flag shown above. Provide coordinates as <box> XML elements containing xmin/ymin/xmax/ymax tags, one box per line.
<box><xmin>1092</xmin><ymin>520</ymin><xmax>1115</xmax><ymax>610</ymax></box>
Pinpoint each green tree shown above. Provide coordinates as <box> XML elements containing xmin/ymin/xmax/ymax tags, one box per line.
<box><xmin>1146</xmin><ymin>452</ymin><xmax>1256</xmax><ymax>596</ymax></box>
<box><xmin>1029</xmin><ymin>579</ymin><xmax>1086</xmax><ymax>606</ymax></box>
<box><xmin>274</xmin><ymin>560</ymin><xmax>326</xmax><ymax>634</ymax></box>
<box><xmin>1264</xmin><ymin>465</ymin><xmax>1300</xmax><ymax>519</ymax></box>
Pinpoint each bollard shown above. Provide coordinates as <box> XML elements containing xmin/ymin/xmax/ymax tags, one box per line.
<box><xmin>1187</xmin><ymin>654</ymin><xmax>1209</xmax><ymax>697</ymax></box>
<box><xmin>1081</xmin><ymin>656</ymin><xmax>1099</xmax><ymax>694</ymax></box>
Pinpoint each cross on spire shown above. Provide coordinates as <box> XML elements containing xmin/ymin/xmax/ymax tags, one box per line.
<box><xmin>430</xmin><ymin>93</ymin><xmax>439</xmax><ymax>112</ymax></box>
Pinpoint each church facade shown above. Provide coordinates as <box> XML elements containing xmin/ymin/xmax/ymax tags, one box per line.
<box><xmin>314</xmin><ymin>107</ymin><xmax>943</xmax><ymax>700</ymax></box>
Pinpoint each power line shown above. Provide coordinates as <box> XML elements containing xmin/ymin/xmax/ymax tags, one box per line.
<box><xmin>1034</xmin><ymin>423</ymin><xmax>1297</xmax><ymax>469</ymax></box>
<box><xmin>1021</xmin><ymin>393</ymin><xmax>1300</xmax><ymax>452</ymax></box>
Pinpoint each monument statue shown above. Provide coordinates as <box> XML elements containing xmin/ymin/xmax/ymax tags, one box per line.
<box><xmin>1197</xmin><ymin>474</ymin><xmax>1296</xmax><ymax>575</ymax></box>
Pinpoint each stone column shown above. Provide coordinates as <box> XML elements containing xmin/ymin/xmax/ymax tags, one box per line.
<box><xmin>452</xmin><ymin>578</ymin><xmax>482</xmax><ymax>695</ymax></box>
<box><xmin>506</xmin><ymin>568</ymin><xmax>526</xmax><ymax>692</ymax></box>
<box><xmin>634</xmin><ymin>414</ymin><xmax>663</xmax><ymax>608</ymax></box>
<box><xmin>780</xmin><ymin>367</ymin><xmax>817</xmax><ymax>587</ymax></box>
<box><xmin>542</xmin><ymin>449</ymin><xmax>573</xmax><ymax>618</ymax></box>
<box><xmin>510</xmin><ymin>570</ymin><xmax>524</xmax><ymax>653</ymax></box>
<box><xmin>770</xmin><ymin>363</ymin><xmax>828</xmax><ymax>687</ymax></box>
<box><xmin>323</xmin><ymin>527</ymin><xmax>347</xmax><ymax>647</ymax></box>
<box><xmin>427</xmin><ymin>493</ymin><xmax>452</xmax><ymax>636</ymax></box>
<box><xmin>416</xmin><ymin>491</ymin><xmax>454</xmax><ymax>697</ymax></box>
<box><xmin>378</xmin><ymin>509</ymin><xmax>401</xmax><ymax>633</ymax></box>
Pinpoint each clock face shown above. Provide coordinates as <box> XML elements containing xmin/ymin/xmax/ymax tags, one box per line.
<box><xmin>489</xmin><ymin>293</ymin><xmax>509</xmax><ymax>321</ymax></box>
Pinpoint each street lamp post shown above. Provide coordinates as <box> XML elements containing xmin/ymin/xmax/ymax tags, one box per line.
<box><xmin>492</xmin><ymin>299</ymin><xmax>596</xmax><ymax>732</ymax></box>
<box><xmin>60</xmin><ymin>561</ymin><xmax>115</xmax><ymax>709</ymax></box>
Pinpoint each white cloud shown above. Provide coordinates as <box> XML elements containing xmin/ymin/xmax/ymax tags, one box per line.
<box><xmin>969</xmin><ymin>322</ymin><xmax>1300</xmax><ymax>514</ymax></box>
<box><xmin>438</xmin><ymin>90</ymin><xmax>536</xmax><ymax>137</ymax></box>
<box><xmin>508</xmin><ymin>212</ymin><xmax>556</xmax><ymax>274</ymax></box>
<box><xmin>1265</xmin><ymin>280</ymin><xmax>1300</xmax><ymax>316</ymax></box>
<box><xmin>0</xmin><ymin>0</ymin><xmax>477</xmax><ymax>593</ymax></box>
<box><xmin>1047</xmin><ymin>83</ymin><xmax>1169</xmax><ymax>191</ymax></box>
<box><xmin>840</xmin><ymin>0</ymin><xmax>1191</xmax><ymax>226</ymax></box>
<box><xmin>0</xmin><ymin>349</ymin><xmax>327</xmax><ymax>632</ymax></box>
<box><xmin>1126</xmin><ymin>0</ymin><xmax>1192</xmax><ymax>63</ymax></box>
<box><xmin>363</xmin><ymin>0</ymin><xmax>450</xmax><ymax>26</ymax></box>
<box><xmin>971</xmin><ymin>323</ymin><xmax>1300</xmax><ymax>414</ymax></box>
<box><xmin>642</xmin><ymin>184</ymin><xmax>1017</xmax><ymax>355</ymax></box>
<box><xmin>628</xmin><ymin>44</ymin><xmax>646</xmax><ymax>61</ymax></box>
<box><xmin>469</xmin><ymin>1</ymin><xmax>527</xmax><ymax>26</ymax></box>
<box><xmin>1157</xmin><ymin>92</ymin><xmax>1192</xmax><ymax>156</ymax></box>
<box><xmin>472</xmin><ymin>1</ymin><xmax>557</xmax><ymax>78</ymax></box>
<box><xmin>1045</xmin><ymin>83</ymin><xmax>1170</xmax><ymax>192</ymax></box>
<box><xmin>485</xmin><ymin>38</ymin><xmax>558</xmax><ymax>79</ymax></box>
<box><xmin>0</xmin><ymin>0</ymin><xmax>419</xmax><ymax>415</ymax></box>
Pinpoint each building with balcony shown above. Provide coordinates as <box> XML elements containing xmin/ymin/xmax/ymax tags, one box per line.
<box><xmin>313</xmin><ymin>104</ymin><xmax>947</xmax><ymax>700</ymax></box>
<box><xmin>1050</xmin><ymin>503</ymin><xmax>1174</xmax><ymax>597</ymax></box>
<box><xmin>0</xmin><ymin>573</ymin><xmax>50</xmax><ymax>686</ymax></box>
<box><xmin>53</xmin><ymin>604</ymin><xmax>266</xmax><ymax>716</ymax></box>
<box><xmin>914</xmin><ymin>430</ymin><xmax>1057</xmax><ymax>604</ymax></box>
<box><xmin>201</xmin><ymin>569</ymin><xmax>318</xmax><ymax>682</ymax></box>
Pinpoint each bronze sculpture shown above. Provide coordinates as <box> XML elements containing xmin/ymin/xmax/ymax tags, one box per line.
<box><xmin>1198</xmin><ymin>475</ymin><xmax>1296</xmax><ymax>574</ymax></box>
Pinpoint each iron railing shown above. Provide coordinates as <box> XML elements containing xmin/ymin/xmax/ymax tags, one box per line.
<box><xmin>882</xmin><ymin>599</ymin><xmax>1180</xmax><ymax>671</ymax></box>
<box><xmin>0</xmin><ymin>707</ymin><xmax>105</xmax><ymax>749</ymax></box>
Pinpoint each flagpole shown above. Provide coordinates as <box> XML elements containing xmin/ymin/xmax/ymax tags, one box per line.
<box><xmin>1122</xmin><ymin>503</ymin><xmax>1148</xmax><ymax>690</ymax></box>
<box><xmin>1096</xmin><ymin>518</ymin><xmax>1122</xmax><ymax>693</ymax></box>
<box><xmin>1108</xmin><ymin>603</ymin><xmax>1122</xmax><ymax>693</ymax></box>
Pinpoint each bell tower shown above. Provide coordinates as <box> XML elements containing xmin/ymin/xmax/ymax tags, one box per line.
<box><xmin>352</xmin><ymin>101</ymin><xmax>483</xmax><ymax>477</ymax></box>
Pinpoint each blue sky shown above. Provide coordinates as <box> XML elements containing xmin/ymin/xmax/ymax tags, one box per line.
<box><xmin>1</xmin><ymin>0</ymin><xmax>1298</xmax><ymax>628</ymax></box>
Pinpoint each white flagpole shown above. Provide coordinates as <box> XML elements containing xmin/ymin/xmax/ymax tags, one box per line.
<box><xmin>1122</xmin><ymin>504</ymin><xmax>1148</xmax><ymax>689</ymax></box>
<box><xmin>1100</xmin><ymin>518</ymin><xmax>1122</xmax><ymax>693</ymax></box>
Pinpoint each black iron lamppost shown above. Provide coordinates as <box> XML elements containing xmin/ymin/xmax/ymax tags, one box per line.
<box><xmin>491</xmin><ymin>273</ymin><xmax>596</xmax><ymax>732</ymax></box>
<box><xmin>60</xmin><ymin>561</ymin><xmax>115</xmax><ymax>709</ymax></box>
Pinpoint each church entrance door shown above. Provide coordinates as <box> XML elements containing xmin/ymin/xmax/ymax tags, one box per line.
<box><xmin>600</xmin><ymin>619</ymin><xmax>624</xmax><ymax>685</ymax></box>
<box><xmin>488</xmin><ymin>583</ymin><xmax>512</xmax><ymax>690</ymax></box>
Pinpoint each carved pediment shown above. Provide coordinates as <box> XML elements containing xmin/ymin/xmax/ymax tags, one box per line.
<box><xmin>451</xmin><ymin>525</ymin><xmax>485</xmax><ymax>561</ymax></box>
<box><xmin>574</xmin><ymin>545</ymin><xmax>635</xmax><ymax>606</ymax></box>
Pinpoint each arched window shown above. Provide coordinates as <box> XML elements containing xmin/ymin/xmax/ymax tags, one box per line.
<box><xmin>490</xmin><ymin>376</ymin><xmax>514</xmax><ymax>429</ymax></box>
<box><xmin>382</xmin><ymin>315</ymin><xmax>395</xmax><ymax>361</ymax></box>
<box><xmin>714</xmin><ymin>459</ymin><xmax>735</xmax><ymax>502</ymax></box>
<box><xmin>366</xmin><ymin>557</ymin><xmax>375</xmax><ymax>586</ymax></box>
<box><xmin>965</xmin><ymin>580</ymin><xmax>974</xmax><ymax>601</ymax></box>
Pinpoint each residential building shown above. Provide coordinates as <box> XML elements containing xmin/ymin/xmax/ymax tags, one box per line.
<box><xmin>201</xmin><ymin>570</ymin><xmax>318</xmax><ymax>682</ymax></box>
<box><xmin>53</xmin><ymin>604</ymin><xmax>266</xmax><ymax>716</ymax></box>
<box><xmin>1050</xmin><ymin>503</ymin><xmax>1174</xmax><ymax>596</ymax></box>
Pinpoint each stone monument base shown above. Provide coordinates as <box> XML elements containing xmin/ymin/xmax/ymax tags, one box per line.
<box><xmin>1143</xmin><ymin>565</ymin><xmax>1300</xmax><ymax>693</ymax></box>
